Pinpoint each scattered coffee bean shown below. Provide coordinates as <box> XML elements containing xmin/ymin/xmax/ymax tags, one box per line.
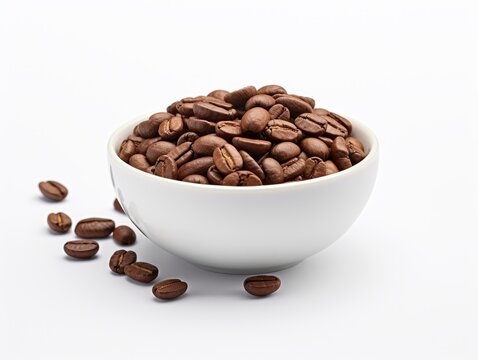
<box><xmin>222</xmin><ymin>170</ymin><xmax>262</xmax><ymax>186</ymax></box>
<box><xmin>124</xmin><ymin>262</ymin><xmax>159</xmax><ymax>283</ymax></box>
<box><xmin>118</xmin><ymin>139</ymin><xmax>137</xmax><ymax>163</ymax></box>
<box><xmin>244</xmin><ymin>275</ymin><xmax>281</xmax><ymax>297</ymax></box>
<box><xmin>331</xmin><ymin>136</ymin><xmax>352</xmax><ymax>170</ymax></box>
<box><xmin>239</xmin><ymin>150</ymin><xmax>265</xmax><ymax>181</ymax></box>
<box><xmin>47</xmin><ymin>212</ymin><xmax>72</xmax><ymax>233</ymax></box>
<box><xmin>39</xmin><ymin>180</ymin><xmax>68</xmax><ymax>201</ymax></box>
<box><xmin>129</xmin><ymin>154</ymin><xmax>150</xmax><ymax>171</ymax></box>
<box><xmin>213</xmin><ymin>144</ymin><xmax>243</xmax><ymax>175</ymax></box>
<box><xmin>183</xmin><ymin>174</ymin><xmax>209</xmax><ymax>184</ymax></box>
<box><xmin>64</xmin><ymin>240</ymin><xmax>99</xmax><ymax>259</ymax></box>
<box><xmin>113</xmin><ymin>225</ymin><xmax>136</xmax><ymax>246</ymax></box>
<box><xmin>109</xmin><ymin>250</ymin><xmax>137</xmax><ymax>274</ymax></box>
<box><xmin>113</xmin><ymin>198</ymin><xmax>125</xmax><ymax>213</ymax></box>
<box><xmin>300</xmin><ymin>138</ymin><xmax>330</xmax><ymax>160</ymax></box>
<box><xmin>154</xmin><ymin>155</ymin><xmax>178</xmax><ymax>179</ymax></box>
<box><xmin>152</xmin><ymin>279</ymin><xmax>188</xmax><ymax>300</ymax></box>
<box><xmin>241</xmin><ymin>107</ymin><xmax>271</xmax><ymax>134</ymax></box>
<box><xmin>75</xmin><ymin>218</ymin><xmax>115</xmax><ymax>239</ymax></box>
<box><xmin>282</xmin><ymin>157</ymin><xmax>306</xmax><ymax>181</ymax></box>
<box><xmin>270</xmin><ymin>142</ymin><xmax>301</xmax><ymax>163</ymax></box>
<box><xmin>257</xmin><ymin>84</ymin><xmax>287</xmax><ymax>96</ymax></box>
<box><xmin>262</xmin><ymin>158</ymin><xmax>284</xmax><ymax>184</ymax></box>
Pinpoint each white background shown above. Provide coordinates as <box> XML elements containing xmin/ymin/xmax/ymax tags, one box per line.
<box><xmin>1</xmin><ymin>0</ymin><xmax>477</xmax><ymax>359</ymax></box>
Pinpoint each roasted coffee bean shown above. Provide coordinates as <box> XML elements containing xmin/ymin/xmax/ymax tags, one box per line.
<box><xmin>136</xmin><ymin>120</ymin><xmax>159</xmax><ymax>139</ymax></box>
<box><xmin>241</xmin><ymin>107</ymin><xmax>271</xmax><ymax>134</ymax></box>
<box><xmin>318</xmin><ymin>136</ymin><xmax>333</xmax><ymax>147</ymax></box>
<box><xmin>175</xmin><ymin>150</ymin><xmax>194</xmax><ymax>168</ymax></box>
<box><xmin>213</xmin><ymin>144</ymin><xmax>243</xmax><ymax>175</ymax></box>
<box><xmin>239</xmin><ymin>150</ymin><xmax>265</xmax><ymax>181</ymax></box>
<box><xmin>314</xmin><ymin>108</ymin><xmax>352</xmax><ymax>133</ymax></box>
<box><xmin>203</xmin><ymin>97</ymin><xmax>234</xmax><ymax>110</ymax></box>
<box><xmin>257</xmin><ymin>85</ymin><xmax>287</xmax><ymax>96</ymax></box>
<box><xmin>270</xmin><ymin>142</ymin><xmax>301</xmax><ymax>162</ymax></box>
<box><xmin>75</xmin><ymin>218</ymin><xmax>115</xmax><ymax>238</ymax></box>
<box><xmin>184</xmin><ymin>117</ymin><xmax>216</xmax><ymax>135</ymax></box>
<box><xmin>178</xmin><ymin>157</ymin><xmax>214</xmax><ymax>179</ymax></box>
<box><xmin>127</xmin><ymin>134</ymin><xmax>144</xmax><ymax>146</ymax></box>
<box><xmin>152</xmin><ymin>279</ymin><xmax>188</xmax><ymax>300</ymax></box>
<box><xmin>167</xmin><ymin>142</ymin><xmax>192</xmax><ymax>161</ymax></box>
<box><xmin>124</xmin><ymin>262</ymin><xmax>159</xmax><ymax>283</ymax></box>
<box><xmin>207</xmin><ymin>165</ymin><xmax>224</xmax><ymax>185</ymax></box>
<box><xmin>222</xmin><ymin>171</ymin><xmax>262</xmax><ymax>186</ymax></box>
<box><xmin>300</xmin><ymin>138</ymin><xmax>330</xmax><ymax>160</ymax></box>
<box><xmin>113</xmin><ymin>198</ymin><xmax>125</xmax><ymax>213</ymax></box>
<box><xmin>304</xmin><ymin>157</ymin><xmax>327</xmax><ymax>179</ymax></box>
<box><xmin>158</xmin><ymin>116</ymin><xmax>185</xmax><ymax>140</ymax></box>
<box><xmin>129</xmin><ymin>154</ymin><xmax>150</xmax><ymax>171</ymax></box>
<box><xmin>149</xmin><ymin>112</ymin><xmax>174</xmax><ymax>126</ymax></box>
<box><xmin>181</xmin><ymin>96</ymin><xmax>205</xmax><ymax>103</ymax></box>
<box><xmin>224</xmin><ymin>86</ymin><xmax>257</xmax><ymax>107</ymax></box>
<box><xmin>294</xmin><ymin>113</ymin><xmax>327</xmax><ymax>136</ymax></box>
<box><xmin>346</xmin><ymin>137</ymin><xmax>366</xmax><ymax>164</ymax></box>
<box><xmin>109</xmin><ymin>250</ymin><xmax>137</xmax><ymax>274</ymax></box>
<box><xmin>268</xmin><ymin>104</ymin><xmax>291</xmax><ymax>121</ymax></box>
<box><xmin>192</xmin><ymin>102</ymin><xmax>236</xmax><ymax>122</ymax></box>
<box><xmin>245</xmin><ymin>94</ymin><xmax>275</xmax><ymax>110</ymax></box>
<box><xmin>118</xmin><ymin>139</ymin><xmax>137</xmax><ymax>162</ymax></box>
<box><xmin>207</xmin><ymin>89</ymin><xmax>229</xmax><ymax>100</ymax></box>
<box><xmin>113</xmin><ymin>225</ymin><xmax>136</xmax><ymax>246</ymax></box>
<box><xmin>232</xmin><ymin>137</ymin><xmax>271</xmax><ymax>157</ymax></box>
<box><xmin>313</xmin><ymin>109</ymin><xmax>349</xmax><ymax>138</ymax></box>
<box><xmin>215</xmin><ymin>120</ymin><xmax>242</xmax><ymax>140</ymax></box>
<box><xmin>39</xmin><ymin>180</ymin><xmax>68</xmax><ymax>201</ymax></box>
<box><xmin>331</xmin><ymin>136</ymin><xmax>352</xmax><ymax>170</ymax></box>
<box><xmin>275</xmin><ymin>95</ymin><xmax>313</xmax><ymax>117</ymax></box>
<box><xmin>137</xmin><ymin>137</ymin><xmax>161</xmax><ymax>155</ymax></box>
<box><xmin>325</xmin><ymin>160</ymin><xmax>339</xmax><ymax>174</ymax></box>
<box><xmin>244</xmin><ymin>275</ymin><xmax>281</xmax><ymax>297</ymax></box>
<box><xmin>177</xmin><ymin>102</ymin><xmax>195</xmax><ymax>117</ymax></box>
<box><xmin>47</xmin><ymin>212</ymin><xmax>72</xmax><ymax>233</ymax></box>
<box><xmin>290</xmin><ymin>94</ymin><xmax>315</xmax><ymax>108</ymax></box>
<box><xmin>177</xmin><ymin>132</ymin><xmax>199</xmax><ymax>145</ymax></box>
<box><xmin>191</xmin><ymin>134</ymin><xmax>227</xmax><ymax>156</ymax></box>
<box><xmin>154</xmin><ymin>155</ymin><xmax>178</xmax><ymax>179</ymax></box>
<box><xmin>282</xmin><ymin>157</ymin><xmax>306</xmax><ymax>181</ymax></box>
<box><xmin>183</xmin><ymin>174</ymin><xmax>209</xmax><ymax>184</ymax></box>
<box><xmin>166</xmin><ymin>101</ymin><xmax>180</xmax><ymax>114</ymax></box>
<box><xmin>64</xmin><ymin>240</ymin><xmax>99</xmax><ymax>259</ymax></box>
<box><xmin>264</xmin><ymin>120</ymin><xmax>301</xmax><ymax>142</ymax></box>
<box><xmin>262</xmin><ymin>158</ymin><xmax>284</xmax><ymax>184</ymax></box>
<box><xmin>145</xmin><ymin>141</ymin><xmax>176</xmax><ymax>164</ymax></box>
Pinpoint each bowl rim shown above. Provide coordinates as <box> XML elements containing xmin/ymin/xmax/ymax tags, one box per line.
<box><xmin>107</xmin><ymin>112</ymin><xmax>379</xmax><ymax>192</ymax></box>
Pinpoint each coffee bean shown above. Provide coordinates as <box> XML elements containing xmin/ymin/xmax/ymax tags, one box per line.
<box><xmin>152</xmin><ymin>279</ymin><xmax>188</xmax><ymax>300</ymax></box>
<box><xmin>177</xmin><ymin>102</ymin><xmax>195</xmax><ymax>117</ymax></box>
<box><xmin>304</xmin><ymin>157</ymin><xmax>327</xmax><ymax>179</ymax></box>
<box><xmin>149</xmin><ymin>112</ymin><xmax>174</xmax><ymax>125</ymax></box>
<box><xmin>346</xmin><ymin>137</ymin><xmax>366</xmax><ymax>164</ymax></box>
<box><xmin>270</xmin><ymin>142</ymin><xmax>301</xmax><ymax>162</ymax></box>
<box><xmin>232</xmin><ymin>137</ymin><xmax>272</xmax><ymax>157</ymax></box>
<box><xmin>240</xmin><ymin>107</ymin><xmax>271</xmax><ymax>134</ymax></box>
<box><xmin>207</xmin><ymin>165</ymin><xmax>224</xmax><ymax>185</ymax></box>
<box><xmin>129</xmin><ymin>154</ymin><xmax>151</xmax><ymax>171</ymax></box>
<box><xmin>244</xmin><ymin>94</ymin><xmax>276</xmax><ymax>110</ymax></box>
<box><xmin>191</xmin><ymin>134</ymin><xmax>227</xmax><ymax>156</ymax></box>
<box><xmin>166</xmin><ymin>100</ymin><xmax>180</xmax><ymax>115</ymax></box>
<box><xmin>313</xmin><ymin>109</ymin><xmax>349</xmax><ymax>138</ymax></box>
<box><xmin>264</xmin><ymin>120</ymin><xmax>301</xmax><ymax>142</ymax></box>
<box><xmin>203</xmin><ymin>97</ymin><xmax>234</xmax><ymax>110</ymax></box>
<box><xmin>290</xmin><ymin>94</ymin><xmax>315</xmax><ymax>108</ymax></box>
<box><xmin>213</xmin><ymin>144</ymin><xmax>243</xmax><ymax>175</ymax></box>
<box><xmin>294</xmin><ymin>113</ymin><xmax>327</xmax><ymax>136</ymax></box>
<box><xmin>181</xmin><ymin>96</ymin><xmax>205</xmax><ymax>103</ymax></box>
<box><xmin>158</xmin><ymin>116</ymin><xmax>185</xmax><ymax>140</ymax></box>
<box><xmin>145</xmin><ymin>141</ymin><xmax>176</xmax><ymax>164</ymax></box>
<box><xmin>331</xmin><ymin>136</ymin><xmax>352</xmax><ymax>170</ymax></box>
<box><xmin>64</xmin><ymin>240</ymin><xmax>99</xmax><ymax>259</ymax></box>
<box><xmin>318</xmin><ymin>136</ymin><xmax>333</xmax><ymax>147</ymax></box>
<box><xmin>183</xmin><ymin>174</ymin><xmax>209</xmax><ymax>184</ymax></box>
<box><xmin>177</xmin><ymin>132</ymin><xmax>199</xmax><ymax>145</ymax></box>
<box><xmin>207</xmin><ymin>89</ymin><xmax>229</xmax><ymax>100</ymax></box>
<box><xmin>118</xmin><ymin>139</ymin><xmax>137</xmax><ymax>162</ymax></box>
<box><xmin>239</xmin><ymin>150</ymin><xmax>265</xmax><ymax>181</ymax></box>
<box><xmin>75</xmin><ymin>218</ymin><xmax>115</xmax><ymax>239</ymax></box>
<box><xmin>222</xmin><ymin>171</ymin><xmax>262</xmax><ymax>186</ymax></box>
<box><xmin>224</xmin><ymin>85</ymin><xmax>257</xmax><ymax>107</ymax></box>
<box><xmin>215</xmin><ymin>120</ymin><xmax>242</xmax><ymax>140</ymax></box>
<box><xmin>184</xmin><ymin>117</ymin><xmax>216</xmax><ymax>135</ymax></box>
<box><xmin>262</xmin><ymin>158</ymin><xmax>284</xmax><ymax>184</ymax></box>
<box><xmin>47</xmin><ymin>212</ymin><xmax>72</xmax><ymax>233</ymax></box>
<box><xmin>325</xmin><ymin>160</ymin><xmax>339</xmax><ymax>174</ymax></box>
<box><xmin>178</xmin><ymin>157</ymin><xmax>214</xmax><ymax>179</ymax></box>
<box><xmin>39</xmin><ymin>180</ymin><xmax>68</xmax><ymax>201</ymax></box>
<box><xmin>136</xmin><ymin>120</ymin><xmax>160</xmax><ymax>139</ymax></box>
<box><xmin>124</xmin><ymin>262</ymin><xmax>159</xmax><ymax>283</ymax></box>
<box><xmin>113</xmin><ymin>198</ymin><xmax>125</xmax><ymax>213</ymax></box>
<box><xmin>300</xmin><ymin>138</ymin><xmax>330</xmax><ymax>160</ymax></box>
<box><xmin>113</xmin><ymin>225</ymin><xmax>136</xmax><ymax>246</ymax></box>
<box><xmin>243</xmin><ymin>275</ymin><xmax>281</xmax><ymax>296</ymax></box>
<box><xmin>257</xmin><ymin>84</ymin><xmax>287</xmax><ymax>96</ymax></box>
<box><xmin>282</xmin><ymin>157</ymin><xmax>306</xmax><ymax>181</ymax></box>
<box><xmin>315</xmin><ymin>108</ymin><xmax>352</xmax><ymax>133</ymax></box>
<box><xmin>154</xmin><ymin>155</ymin><xmax>178</xmax><ymax>179</ymax></box>
<box><xmin>192</xmin><ymin>102</ymin><xmax>236</xmax><ymax>122</ymax></box>
<box><xmin>268</xmin><ymin>104</ymin><xmax>291</xmax><ymax>121</ymax></box>
<box><xmin>127</xmin><ymin>134</ymin><xmax>144</xmax><ymax>146</ymax></box>
<box><xmin>275</xmin><ymin>95</ymin><xmax>313</xmax><ymax>117</ymax></box>
<box><xmin>175</xmin><ymin>150</ymin><xmax>194</xmax><ymax>168</ymax></box>
<box><xmin>109</xmin><ymin>250</ymin><xmax>137</xmax><ymax>274</ymax></box>
<box><xmin>167</xmin><ymin>142</ymin><xmax>192</xmax><ymax>161</ymax></box>
<box><xmin>137</xmin><ymin>137</ymin><xmax>161</xmax><ymax>155</ymax></box>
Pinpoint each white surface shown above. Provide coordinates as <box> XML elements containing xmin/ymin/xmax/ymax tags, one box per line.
<box><xmin>0</xmin><ymin>0</ymin><xmax>477</xmax><ymax>359</ymax></box>
<box><xmin>108</xmin><ymin>116</ymin><xmax>378</xmax><ymax>273</ymax></box>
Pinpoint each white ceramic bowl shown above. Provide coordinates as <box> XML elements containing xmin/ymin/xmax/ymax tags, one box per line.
<box><xmin>107</xmin><ymin>114</ymin><xmax>379</xmax><ymax>274</ymax></box>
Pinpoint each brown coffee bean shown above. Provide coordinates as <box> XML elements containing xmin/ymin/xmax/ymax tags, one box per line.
<box><xmin>175</xmin><ymin>150</ymin><xmax>194</xmax><ymax>168</ymax></box>
<box><xmin>178</xmin><ymin>157</ymin><xmax>214</xmax><ymax>180</ymax></box>
<box><xmin>167</xmin><ymin>142</ymin><xmax>192</xmax><ymax>161</ymax></box>
<box><xmin>158</xmin><ymin>116</ymin><xmax>184</xmax><ymax>140</ymax></box>
<box><xmin>315</xmin><ymin>109</ymin><xmax>352</xmax><ymax>133</ymax></box>
<box><xmin>191</xmin><ymin>134</ymin><xmax>227</xmax><ymax>156</ymax></box>
<box><xmin>318</xmin><ymin>136</ymin><xmax>333</xmax><ymax>147</ymax></box>
<box><xmin>300</xmin><ymin>138</ymin><xmax>330</xmax><ymax>160</ymax></box>
<box><xmin>129</xmin><ymin>154</ymin><xmax>150</xmax><ymax>171</ymax></box>
<box><xmin>224</xmin><ymin>86</ymin><xmax>257</xmax><ymax>107</ymax></box>
<box><xmin>241</xmin><ymin>107</ymin><xmax>271</xmax><ymax>134</ymax></box>
<box><xmin>313</xmin><ymin>109</ymin><xmax>349</xmax><ymax>138</ymax></box>
<box><xmin>113</xmin><ymin>225</ymin><xmax>136</xmax><ymax>246</ymax></box>
<box><xmin>177</xmin><ymin>132</ymin><xmax>199</xmax><ymax>145</ymax></box>
<box><xmin>245</xmin><ymin>94</ymin><xmax>275</xmax><ymax>110</ymax></box>
<box><xmin>331</xmin><ymin>136</ymin><xmax>352</xmax><ymax>170</ymax></box>
<box><xmin>145</xmin><ymin>141</ymin><xmax>176</xmax><ymax>164</ymax></box>
<box><xmin>304</xmin><ymin>157</ymin><xmax>327</xmax><ymax>179</ymax></box>
<box><xmin>166</xmin><ymin>101</ymin><xmax>180</xmax><ymax>115</ymax></box>
<box><xmin>264</xmin><ymin>120</ymin><xmax>301</xmax><ymax>142</ymax></box>
<box><xmin>346</xmin><ymin>137</ymin><xmax>366</xmax><ymax>164</ymax></box>
<box><xmin>109</xmin><ymin>249</ymin><xmax>137</xmax><ymax>274</ymax></box>
<box><xmin>177</xmin><ymin>102</ymin><xmax>195</xmax><ymax>117</ymax></box>
<box><xmin>183</xmin><ymin>174</ymin><xmax>209</xmax><ymax>184</ymax></box>
<box><xmin>137</xmin><ymin>137</ymin><xmax>161</xmax><ymax>155</ymax></box>
<box><xmin>325</xmin><ymin>160</ymin><xmax>339</xmax><ymax>174</ymax></box>
<box><xmin>113</xmin><ymin>198</ymin><xmax>125</xmax><ymax>213</ymax></box>
<box><xmin>270</xmin><ymin>142</ymin><xmax>301</xmax><ymax>162</ymax></box>
<box><xmin>192</xmin><ymin>102</ymin><xmax>236</xmax><ymax>122</ymax></box>
<box><xmin>275</xmin><ymin>95</ymin><xmax>313</xmax><ymax>117</ymax></box>
<box><xmin>181</xmin><ymin>96</ymin><xmax>205</xmax><ymax>103</ymax></box>
<box><xmin>64</xmin><ymin>240</ymin><xmax>99</xmax><ymax>259</ymax></box>
<box><xmin>136</xmin><ymin>120</ymin><xmax>159</xmax><ymax>139</ymax></box>
<box><xmin>294</xmin><ymin>113</ymin><xmax>327</xmax><ymax>136</ymax></box>
<box><xmin>290</xmin><ymin>94</ymin><xmax>315</xmax><ymax>108</ymax></box>
<box><xmin>232</xmin><ymin>137</ymin><xmax>271</xmax><ymax>157</ymax></box>
<box><xmin>184</xmin><ymin>117</ymin><xmax>216</xmax><ymax>135</ymax></box>
<box><xmin>282</xmin><ymin>157</ymin><xmax>306</xmax><ymax>181</ymax></box>
<box><xmin>127</xmin><ymin>134</ymin><xmax>144</xmax><ymax>146</ymax></box>
<box><xmin>268</xmin><ymin>104</ymin><xmax>291</xmax><ymax>121</ymax></box>
<box><xmin>222</xmin><ymin>171</ymin><xmax>262</xmax><ymax>186</ymax></box>
<box><xmin>239</xmin><ymin>150</ymin><xmax>265</xmax><ymax>181</ymax></box>
<box><xmin>118</xmin><ymin>139</ymin><xmax>137</xmax><ymax>162</ymax></box>
<box><xmin>124</xmin><ymin>262</ymin><xmax>159</xmax><ymax>283</ymax></box>
<box><xmin>207</xmin><ymin>165</ymin><xmax>224</xmax><ymax>185</ymax></box>
<box><xmin>213</xmin><ymin>144</ymin><xmax>243</xmax><ymax>175</ymax></box>
<box><xmin>244</xmin><ymin>275</ymin><xmax>281</xmax><ymax>296</ymax></box>
<box><xmin>39</xmin><ymin>180</ymin><xmax>68</xmax><ymax>201</ymax></box>
<box><xmin>47</xmin><ymin>212</ymin><xmax>72</xmax><ymax>233</ymax></box>
<box><xmin>152</xmin><ymin>279</ymin><xmax>188</xmax><ymax>300</ymax></box>
<box><xmin>154</xmin><ymin>155</ymin><xmax>178</xmax><ymax>179</ymax></box>
<box><xmin>149</xmin><ymin>112</ymin><xmax>174</xmax><ymax>125</ymax></box>
<box><xmin>75</xmin><ymin>218</ymin><xmax>115</xmax><ymax>238</ymax></box>
<box><xmin>207</xmin><ymin>89</ymin><xmax>229</xmax><ymax>100</ymax></box>
<box><xmin>262</xmin><ymin>158</ymin><xmax>284</xmax><ymax>184</ymax></box>
<box><xmin>215</xmin><ymin>120</ymin><xmax>242</xmax><ymax>140</ymax></box>
<box><xmin>257</xmin><ymin>85</ymin><xmax>287</xmax><ymax>96</ymax></box>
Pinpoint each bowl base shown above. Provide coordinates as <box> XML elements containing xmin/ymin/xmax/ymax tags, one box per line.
<box><xmin>194</xmin><ymin>260</ymin><xmax>303</xmax><ymax>275</ymax></box>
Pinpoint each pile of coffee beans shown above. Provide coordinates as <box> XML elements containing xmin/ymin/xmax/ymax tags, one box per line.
<box><xmin>40</xmin><ymin>182</ymin><xmax>280</xmax><ymax>299</ymax></box>
<box><xmin>118</xmin><ymin>85</ymin><xmax>366</xmax><ymax>186</ymax></box>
